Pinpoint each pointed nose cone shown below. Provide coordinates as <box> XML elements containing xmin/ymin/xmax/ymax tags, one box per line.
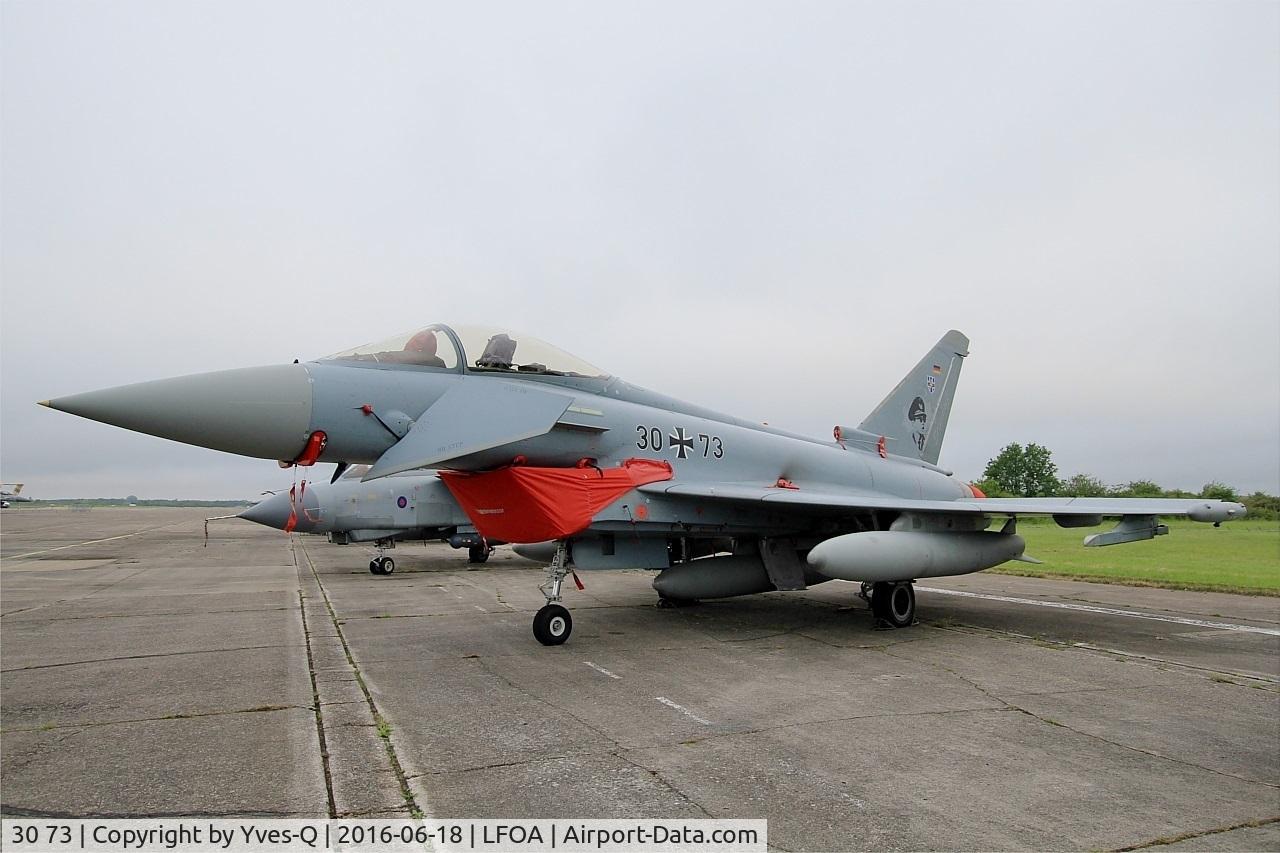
<box><xmin>239</xmin><ymin>491</ymin><xmax>295</xmax><ymax>531</ymax></box>
<box><xmin>42</xmin><ymin>364</ymin><xmax>314</xmax><ymax>461</ymax></box>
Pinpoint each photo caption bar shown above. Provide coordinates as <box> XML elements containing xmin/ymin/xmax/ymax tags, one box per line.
<box><xmin>3</xmin><ymin>819</ymin><xmax>766</xmax><ymax>853</ymax></box>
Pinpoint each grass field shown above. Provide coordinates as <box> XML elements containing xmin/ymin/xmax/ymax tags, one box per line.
<box><xmin>991</xmin><ymin>518</ymin><xmax>1280</xmax><ymax>595</ymax></box>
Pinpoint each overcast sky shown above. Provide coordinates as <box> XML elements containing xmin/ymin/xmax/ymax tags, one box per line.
<box><xmin>3</xmin><ymin>0</ymin><xmax>1277</xmax><ymax>500</ymax></box>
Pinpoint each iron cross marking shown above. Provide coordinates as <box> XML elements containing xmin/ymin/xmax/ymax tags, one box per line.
<box><xmin>669</xmin><ymin>427</ymin><xmax>695</xmax><ymax>459</ymax></box>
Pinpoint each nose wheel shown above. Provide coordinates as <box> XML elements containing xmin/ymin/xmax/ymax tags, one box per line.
<box><xmin>368</xmin><ymin>538</ymin><xmax>396</xmax><ymax>575</ymax></box>
<box><xmin>533</xmin><ymin>604</ymin><xmax>572</xmax><ymax>645</ymax></box>
<box><xmin>533</xmin><ymin>542</ymin><xmax>574</xmax><ymax>645</ymax></box>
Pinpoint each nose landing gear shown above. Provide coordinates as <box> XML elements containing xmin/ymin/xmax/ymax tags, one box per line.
<box><xmin>368</xmin><ymin>538</ymin><xmax>396</xmax><ymax>575</ymax></box>
<box><xmin>533</xmin><ymin>542</ymin><xmax>573</xmax><ymax>645</ymax></box>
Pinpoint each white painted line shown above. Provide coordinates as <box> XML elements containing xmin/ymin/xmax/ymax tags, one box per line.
<box><xmin>916</xmin><ymin>586</ymin><xmax>1280</xmax><ymax>637</ymax></box>
<box><xmin>473</xmin><ymin>605</ymin><xmax>486</xmax><ymax>612</ymax></box>
<box><xmin>656</xmin><ymin>697</ymin><xmax>712</xmax><ymax>725</ymax></box>
<box><xmin>8</xmin><ymin>521</ymin><xmax>192</xmax><ymax>560</ymax></box>
<box><xmin>584</xmin><ymin>661</ymin><xmax>621</xmax><ymax>679</ymax></box>
<box><xmin>1071</xmin><ymin>642</ymin><xmax>1280</xmax><ymax>684</ymax></box>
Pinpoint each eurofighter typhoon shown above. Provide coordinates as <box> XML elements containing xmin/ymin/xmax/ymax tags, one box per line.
<box><xmin>41</xmin><ymin>324</ymin><xmax>1246</xmax><ymax>645</ymax></box>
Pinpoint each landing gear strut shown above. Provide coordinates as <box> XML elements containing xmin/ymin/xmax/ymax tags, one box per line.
<box><xmin>368</xmin><ymin>538</ymin><xmax>396</xmax><ymax>575</ymax></box>
<box><xmin>869</xmin><ymin>580</ymin><xmax>915</xmax><ymax>629</ymax></box>
<box><xmin>532</xmin><ymin>542</ymin><xmax>573</xmax><ymax>645</ymax></box>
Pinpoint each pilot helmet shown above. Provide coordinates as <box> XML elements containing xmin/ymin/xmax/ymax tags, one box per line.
<box><xmin>404</xmin><ymin>329</ymin><xmax>438</xmax><ymax>355</ymax></box>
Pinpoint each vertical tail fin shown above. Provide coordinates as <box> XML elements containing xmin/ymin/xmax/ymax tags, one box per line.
<box><xmin>857</xmin><ymin>330</ymin><xmax>969</xmax><ymax>465</ymax></box>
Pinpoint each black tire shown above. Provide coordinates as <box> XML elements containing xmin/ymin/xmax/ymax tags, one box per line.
<box><xmin>533</xmin><ymin>604</ymin><xmax>572</xmax><ymax>646</ymax></box>
<box><xmin>871</xmin><ymin>581</ymin><xmax>915</xmax><ymax>628</ymax></box>
<box><xmin>368</xmin><ymin>560</ymin><xmax>382</xmax><ymax>575</ymax></box>
<box><xmin>468</xmin><ymin>545</ymin><xmax>490</xmax><ymax>564</ymax></box>
<box><xmin>380</xmin><ymin>556</ymin><xmax>395</xmax><ymax>574</ymax></box>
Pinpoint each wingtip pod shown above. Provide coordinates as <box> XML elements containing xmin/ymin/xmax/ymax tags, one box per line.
<box><xmin>1187</xmin><ymin>502</ymin><xmax>1247</xmax><ymax>523</ymax></box>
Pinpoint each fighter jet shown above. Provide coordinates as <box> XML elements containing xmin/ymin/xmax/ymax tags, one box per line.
<box><xmin>40</xmin><ymin>324</ymin><xmax>1246</xmax><ymax>645</ymax></box>
<box><xmin>239</xmin><ymin>466</ymin><xmax>495</xmax><ymax>573</ymax></box>
<box><xmin>1</xmin><ymin>483</ymin><xmax>32</xmax><ymax>508</ymax></box>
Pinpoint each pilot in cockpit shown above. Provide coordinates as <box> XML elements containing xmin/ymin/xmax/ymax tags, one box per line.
<box><xmin>380</xmin><ymin>329</ymin><xmax>447</xmax><ymax>368</ymax></box>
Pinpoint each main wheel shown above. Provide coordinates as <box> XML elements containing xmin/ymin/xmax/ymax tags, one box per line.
<box><xmin>368</xmin><ymin>560</ymin><xmax>382</xmax><ymax>575</ymax></box>
<box><xmin>468</xmin><ymin>544</ymin><xmax>491</xmax><ymax>564</ymax></box>
<box><xmin>379</xmin><ymin>556</ymin><xmax>395</xmax><ymax>574</ymax></box>
<box><xmin>871</xmin><ymin>581</ymin><xmax>915</xmax><ymax>628</ymax></box>
<box><xmin>532</xmin><ymin>604</ymin><xmax>572</xmax><ymax>646</ymax></box>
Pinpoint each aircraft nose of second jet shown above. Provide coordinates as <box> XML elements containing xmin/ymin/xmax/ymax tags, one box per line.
<box><xmin>239</xmin><ymin>491</ymin><xmax>295</xmax><ymax>531</ymax></box>
<box><xmin>40</xmin><ymin>364</ymin><xmax>315</xmax><ymax>462</ymax></box>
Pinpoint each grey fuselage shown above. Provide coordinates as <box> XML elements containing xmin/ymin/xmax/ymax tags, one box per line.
<box><xmin>240</xmin><ymin>470</ymin><xmax>472</xmax><ymax>544</ymax></box>
<box><xmin>294</xmin><ymin>360</ymin><xmax>971</xmax><ymax>558</ymax></box>
<box><xmin>309</xmin><ymin>361</ymin><xmax>963</xmax><ymax>490</ymax></box>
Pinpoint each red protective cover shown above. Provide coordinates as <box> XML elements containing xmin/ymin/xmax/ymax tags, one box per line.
<box><xmin>439</xmin><ymin>459</ymin><xmax>673</xmax><ymax>543</ymax></box>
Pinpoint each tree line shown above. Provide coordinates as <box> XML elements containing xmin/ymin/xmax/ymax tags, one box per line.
<box><xmin>976</xmin><ymin>442</ymin><xmax>1279</xmax><ymax>520</ymax></box>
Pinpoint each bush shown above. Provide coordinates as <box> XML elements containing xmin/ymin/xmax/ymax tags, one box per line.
<box><xmin>1111</xmin><ymin>480</ymin><xmax>1165</xmax><ymax>498</ymax></box>
<box><xmin>1242</xmin><ymin>492</ymin><xmax>1280</xmax><ymax>521</ymax></box>
<box><xmin>1058</xmin><ymin>474</ymin><xmax>1109</xmax><ymax>497</ymax></box>
<box><xmin>982</xmin><ymin>443</ymin><xmax>1060</xmax><ymax>497</ymax></box>
<box><xmin>1200</xmin><ymin>482</ymin><xmax>1239</xmax><ymax>502</ymax></box>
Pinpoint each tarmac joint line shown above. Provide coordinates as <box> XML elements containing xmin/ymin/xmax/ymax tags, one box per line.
<box><xmin>297</xmin><ymin>540</ymin><xmax>423</xmax><ymax>819</ymax></box>
<box><xmin>1112</xmin><ymin>815</ymin><xmax>1280</xmax><ymax>851</ymax></box>
<box><xmin>883</xmin><ymin>642</ymin><xmax>1280</xmax><ymax>791</ymax></box>
<box><xmin>0</xmin><ymin>644</ymin><xmax>306</xmax><ymax>674</ymax></box>
<box><xmin>297</xmin><ymin>586</ymin><xmax>337</xmax><ymax>819</ymax></box>
<box><xmin>1</xmin><ymin>704</ymin><xmax>303</xmax><ymax>734</ymax></box>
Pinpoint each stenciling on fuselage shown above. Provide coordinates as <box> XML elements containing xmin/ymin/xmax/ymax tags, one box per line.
<box><xmin>635</xmin><ymin>425</ymin><xmax>725</xmax><ymax>460</ymax></box>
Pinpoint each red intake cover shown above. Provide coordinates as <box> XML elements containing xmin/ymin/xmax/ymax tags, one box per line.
<box><xmin>439</xmin><ymin>459</ymin><xmax>673</xmax><ymax>543</ymax></box>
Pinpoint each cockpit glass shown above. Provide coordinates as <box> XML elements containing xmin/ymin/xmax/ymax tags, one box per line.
<box><xmin>450</xmin><ymin>325</ymin><xmax>609</xmax><ymax>378</ymax></box>
<box><xmin>320</xmin><ymin>324</ymin><xmax>609</xmax><ymax>379</ymax></box>
<box><xmin>321</xmin><ymin>326</ymin><xmax>460</xmax><ymax>370</ymax></box>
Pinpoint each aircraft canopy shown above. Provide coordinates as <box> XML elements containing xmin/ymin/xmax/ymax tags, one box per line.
<box><xmin>321</xmin><ymin>324</ymin><xmax>610</xmax><ymax>379</ymax></box>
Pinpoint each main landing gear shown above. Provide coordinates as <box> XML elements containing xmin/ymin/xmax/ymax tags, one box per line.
<box><xmin>467</xmin><ymin>543</ymin><xmax>492</xmax><ymax>564</ymax></box>
<box><xmin>368</xmin><ymin>538</ymin><xmax>396</xmax><ymax>575</ymax></box>
<box><xmin>861</xmin><ymin>580</ymin><xmax>916</xmax><ymax>629</ymax></box>
<box><xmin>533</xmin><ymin>542</ymin><xmax>573</xmax><ymax>645</ymax></box>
